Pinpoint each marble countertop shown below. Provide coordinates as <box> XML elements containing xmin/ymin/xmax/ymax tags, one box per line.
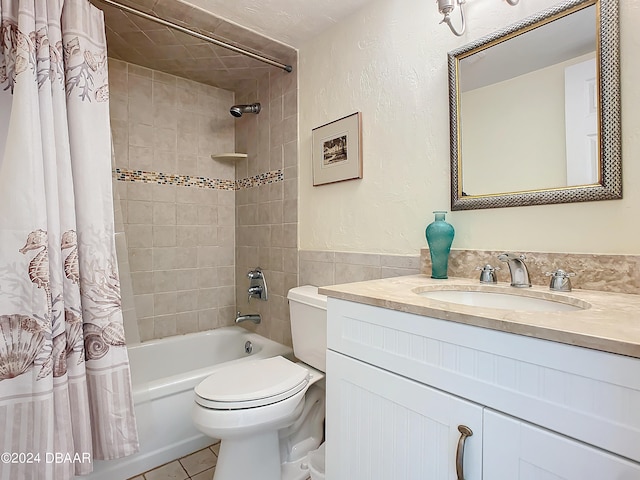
<box><xmin>318</xmin><ymin>275</ymin><xmax>640</xmax><ymax>358</ymax></box>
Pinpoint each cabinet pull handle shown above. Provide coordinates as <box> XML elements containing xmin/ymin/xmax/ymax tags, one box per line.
<box><xmin>455</xmin><ymin>425</ymin><xmax>473</xmax><ymax>480</ymax></box>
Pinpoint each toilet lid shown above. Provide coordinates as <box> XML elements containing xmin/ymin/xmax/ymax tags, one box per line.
<box><xmin>195</xmin><ymin>356</ymin><xmax>310</xmax><ymax>410</ymax></box>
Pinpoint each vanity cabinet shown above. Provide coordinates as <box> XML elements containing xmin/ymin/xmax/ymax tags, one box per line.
<box><xmin>483</xmin><ymin>410</ymin><xmax>640</xmax><ymax>478</ymax></box>
<box><xmin>325</xmin><ymin>298</ymin><xmax>640</xmax><ymax>479</ymax></box>
<box><xmin>326</xmin><ymin>350</ymin><xmax>482</xmax><ymax>479</ymax></box>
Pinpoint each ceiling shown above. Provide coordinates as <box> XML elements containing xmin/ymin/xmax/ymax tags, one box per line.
<box><xmin>181</xmin><ymin>0</ymin><xmax>377</xmax><ymax>48</ymax></box>
<box><xmin>93</xmin><ymin>0</ymin><xmax>374</xmax><ymax>92</ymax></box>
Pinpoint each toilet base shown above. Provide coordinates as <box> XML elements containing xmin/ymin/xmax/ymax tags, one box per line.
<box><xmin>214</xmin><ymin>431</ymin><xmax>281</xmax><ymax>480</ymax></box>
<box><xmin>282</xmin><ymin>455</ymin><xmax>314</xmax><ymax>480</ymax></box>
<box><xmin>212</xmin><ymin>435</ymin><xmax>314</xmax><ymax>480</ymax></box>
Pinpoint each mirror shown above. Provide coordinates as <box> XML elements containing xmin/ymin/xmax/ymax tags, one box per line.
<box><xmin>448</xmin><ymin>0</ymin><xmax>621</xmax><ymax>210</ymax></box>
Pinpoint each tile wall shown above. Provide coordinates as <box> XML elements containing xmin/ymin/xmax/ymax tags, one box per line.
<box><xmin>109</xmin><ymin>58</ymin><xmax>237</xmax><ymax>341</ymax></box>
<box><xmin>233</xmin><ymin>62</ymin><xmax>299</xmax><ymax>346</ymax></box>
<box><xmin>422</xmin><ymin>248</ymin><xmax>640</xmax><ymax>294</ymax></box>
<box><xmin>298</xmin><ymin>248</ymin><xmax>640</xmax><ymax>295</ymax></box>
<box><xmin>299</xmin><ymin>250</ymin><xmax>422</xmax><ymax>287</ymax></box>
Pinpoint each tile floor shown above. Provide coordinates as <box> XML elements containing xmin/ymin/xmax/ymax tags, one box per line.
<box><xmin>128</xmin><ymin>443</ymin><xmax>220</xmax><ymax>480</ymax></box>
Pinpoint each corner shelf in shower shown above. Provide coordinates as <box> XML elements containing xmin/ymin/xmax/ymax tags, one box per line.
<box><xmin>211</xmin><ymin>153</ymin><xmax>248</xmax><ymax>161</ymax></box>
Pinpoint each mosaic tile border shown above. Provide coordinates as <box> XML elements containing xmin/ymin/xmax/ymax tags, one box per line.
<box><xmin>112</xmin><ymin>168</ymin><xmax>284</xmax><ymax>191</ymax></box>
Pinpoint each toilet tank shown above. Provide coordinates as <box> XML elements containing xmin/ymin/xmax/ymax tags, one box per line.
<box><xmin>287</xmin><ymin>285</ymin><xmax>327</xmax><ymax>372</ymax></box>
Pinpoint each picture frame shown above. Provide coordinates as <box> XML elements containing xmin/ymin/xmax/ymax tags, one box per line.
<box><xmin>312</xmin><ymin>112</ymin><xmax>363</xmax><ymax>186</ymax></box>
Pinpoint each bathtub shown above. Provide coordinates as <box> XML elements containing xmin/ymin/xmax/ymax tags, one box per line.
<box><xmin>85</xmin><ymin>326</ymin><xmax>293</xmax><ymax>480</ymax></box>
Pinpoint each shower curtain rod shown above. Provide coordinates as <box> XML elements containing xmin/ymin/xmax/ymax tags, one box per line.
<box><xmin>94</xmin><ymin>0</ymin><xmax>293</xmax><ymax>73</ymax></box>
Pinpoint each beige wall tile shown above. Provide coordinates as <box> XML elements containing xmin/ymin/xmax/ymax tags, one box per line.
<box><xmin>334</xmin><ymin>264</ymin><xmax>382</xmax><ymax>284</ymax></box>
<box><xmin>197</xmin><ymin>205</ymin><xmax>217</xmax><ymax>225</ymax></box>
<box><xmin>153</xmin><ymin>127</ymin><xmax>177</xmax><ymax>152</ymax></box>
<box><xmin>131</xmin><ymin>271</ymin><xmax>153</xmax><ymax>294</ymax></box>
<box><xmin>134</xmin><ymin>294</ymin><xmax>154</xmax><ymax>319</ymax></box>
<box><xmin>127</xmin><ymin>201</ymin><xmax>153</xmax><ymax>224</ymax></box>
<box><xmin>127</xmin><ymin>74</ymin><xmax>152</xmax><ymax>105</ymax></box>
<box><xmin>175</xmin><ymin>247</ymin><xmax>199</xmax><ymax>269</ymax></box>
<box><xmin>128</xmin><ymin>145</ymin><xmax>153</xmax><ymax>171</ymax></box>
<box><xmin>111</xmin><ymin>57</ymin><xmax>301</xmax><ymax>342</ymax></box>
<box><xmin>177</xmin><ymin>204</ymin><xmax>199</xmax><ymax>226</ymax></box>
<box><xmin>153</xmin><ymin>150</ymin><xmax>177</xmax><ymax>172</ymax></box>
<box><xmin>126</xmin><ymin>225</ymin><xmax>152</xmax><ymax>248</ymax></box>
<box><xmin>110</xmin><ymin>119</ymin><xmax>128</xmax><ymax>146</ymax></box>
<box><xmin>153</xmin><ymin>203</ymin><xmax>176</xmax><ymax>225</ymax></box>
<box><xmin>154</xmin><ymin>314</ymin><xmax>177</xmax><ymax>339</ymax></box>
<box><xmin>152</xmin><ymin>247</ymin><xmax>178</xmax><ymax>270</ymax></box>
<box><xmin>153</xmin><ymin>226</ymin><xmax>177</xmax><ymax>247</ymax></box>
<box><xmin>335</xmin><ymin>252</ymin><xmax>381</xmax><ymax>267</ymax></box>
<box><xmin>153</xmin><ymin>270</ymin><xmax>177</xmax><ymax>293</ymax></box>
<box><xmin>175</xmin><ymin>269</ymin><xmax>200</xmax><ymax>291</ymax></box>
<box><xmin>138</xmin><ymin>317</ymin><xmax>155</xmax><ymax>342</ymax></box>
<box><xmin>300</xmin><ymin>260</ymin><xmax>334</xmax><ymax>287</ymax></box>
<box><xmin>129</xmin><ymin>100</ymin><xmax>154</xmax><ymax>126</ymax></box>
<box><xmin>129</xmin><ymin>248</ymin><xmax>152</xmax><ymax>272</ymax></box>
<box><xmin>176</xmin><ymin>312</ymin><xmax>199</xmax><ymax>335</ymax></box>
<box><xmin>154</xmin><ymin>292</ymin><xmax>177</xmax><ymax>315</ymax></box>
<box><xmin>198</xmin><ymin>309</ymin><xmax>218</xmax><ymax>331</ymax></box>
<box><xmin>176</xmin><ymin>185</ymin><xmax>201</xmax><ymax>204</ymax></box>
<box><xmin>177</xmin><ymin>290</ymin><xmax>199</xmax><ymax>313</ymax></box>
<box><xmin>129</xmin><ymin>122</ymin><xmax>154</xmax><ymax>147</ymax></box>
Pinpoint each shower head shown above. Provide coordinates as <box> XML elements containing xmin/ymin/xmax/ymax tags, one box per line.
<box><xmin>230</xmin><ymin>103</ymin><xmax>261</xmax><ymax>118</ymax></box>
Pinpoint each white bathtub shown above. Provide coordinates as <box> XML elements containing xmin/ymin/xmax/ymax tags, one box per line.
<box><xmin>85</xmin><ymin>326</ymin><xmax>292</xmax><ymax>480</ymax></box>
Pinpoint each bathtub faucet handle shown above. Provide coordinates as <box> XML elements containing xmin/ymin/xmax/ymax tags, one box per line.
<box><xmin>248</xmin><ymin>285</ymin><xmax>263</xmax><ymax>302</ymax></box>
<box><xmin>247</xmin><ymin>269</ymin><xmax>263</xmax><ymax>280</ymax></box>
<box><xmin>247</xmin><ymin>267</ymin><xmax>268</xmax><ymax>302</ymax></box>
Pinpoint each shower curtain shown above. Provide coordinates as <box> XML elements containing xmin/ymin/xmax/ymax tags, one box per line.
<box><xmin>0</xmin><ymin>1</ymin><xmax>138</xmax><ymax>478</ymax></box>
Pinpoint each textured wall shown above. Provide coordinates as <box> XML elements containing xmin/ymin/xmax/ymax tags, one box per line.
<box><xmin>298</xmin><ymin>0</ymin><xmax>640</xmax><ymax>255</ymax></box>
<box><xmin>109</xmin><ymin>59</ymin><xmax>237</xmax><ymax>341</ymax></box>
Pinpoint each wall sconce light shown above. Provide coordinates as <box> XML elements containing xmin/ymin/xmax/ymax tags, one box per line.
<box><xmin>438</xmin><ymin>0</ymin><xmax>520</xmax><ymax>36</ymax></box>
<box><xmin>437</xmin><ymin>0</ymin><xmax>466</xmax><ymax>36</ymax></box>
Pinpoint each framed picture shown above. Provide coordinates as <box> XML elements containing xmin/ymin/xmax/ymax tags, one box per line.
<box><xmin>312</xmin><ymin>112</ymin><xmax>363</xmax><ymax>186</ymax></box>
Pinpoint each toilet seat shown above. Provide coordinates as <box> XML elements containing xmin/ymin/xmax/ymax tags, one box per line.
<box><xmin>195</xmin><ymin>356</ymin><xmax>310</xmax><ymax>410</ymax></box>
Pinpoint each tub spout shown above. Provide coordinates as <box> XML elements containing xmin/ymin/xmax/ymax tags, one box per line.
<box><xmin>235</xmin><ymin>312</ymin><xmax>261</xmax><ymax>324</ymax></box>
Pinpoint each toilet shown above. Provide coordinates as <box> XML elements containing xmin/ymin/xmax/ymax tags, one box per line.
<box><xmin>191</xmin><ymin>285</ymin><xmax>327</xmax><ymax>480</ymax></box>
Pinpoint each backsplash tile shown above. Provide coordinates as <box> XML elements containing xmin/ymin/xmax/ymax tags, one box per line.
<box><xmin>421</xmin><ymin>248</ymin><xmax>640</xmax><ymax>295</ymax></box>
<box><xmin>300</xmin><ymin>248</ymin><xmax>640</xmax><ymax>296</ymax></box>
<box><xmin>299</xmin><ymin>250</ymin><xmax>421</xmax><ymax>287</ymax></box>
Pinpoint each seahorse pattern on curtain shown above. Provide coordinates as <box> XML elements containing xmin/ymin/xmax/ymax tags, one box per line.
<box><xmin>0</xmin><ymin>1</ymin><xmax>139</xmax><ymax>478</ymax></box>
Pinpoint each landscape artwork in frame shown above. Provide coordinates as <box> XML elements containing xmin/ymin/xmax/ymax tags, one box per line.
<box><xmin>312</xmin><ymin>112</ymin><xmax>363</xmax><ymax>186</ymax></box>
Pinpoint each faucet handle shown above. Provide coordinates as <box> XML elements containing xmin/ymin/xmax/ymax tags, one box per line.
<box><xmin>475</xmin><ymin>264</ymin><xmax>500</xmax><ymax>284</ymax></box>
<box><xmin>545</xmin><ymin>269</ymin><xmax>576</xmax><ymax>278</ymax></box>
<box><xmin>545</xmin><ymin>269</ymin><xmax>576</xmax><ymax>292</ymax></box>
<box><xmin>247</xmin><ymin>268</ymin><xmax>263</xmax><ymax>279</ymax></box>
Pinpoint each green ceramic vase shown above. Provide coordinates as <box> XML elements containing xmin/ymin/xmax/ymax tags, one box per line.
<box><xmin>425</xmin><ymin>211</ymin><xmax>455</xmax><ymax>279</ymax></box>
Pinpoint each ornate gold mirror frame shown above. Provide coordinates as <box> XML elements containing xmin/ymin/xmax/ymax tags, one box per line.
<box><xmin>448</xmin><ymin>0</ymin><xmax>621</xmax><ymax>210</ymax></box>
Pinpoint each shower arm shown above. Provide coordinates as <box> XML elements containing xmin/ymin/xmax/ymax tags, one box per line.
<box><xmin>93</xmin><ymin>0</ymin><xmax>293</xmax><ymax>73</ymax></box>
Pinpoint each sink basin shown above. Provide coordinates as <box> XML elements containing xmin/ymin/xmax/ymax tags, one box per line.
<box><xmin>416</xmin><ymin>289</ymin><xmax>586</xmax><ymax>312</ymax></box>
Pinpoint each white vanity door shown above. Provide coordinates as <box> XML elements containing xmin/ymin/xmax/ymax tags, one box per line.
<box><xmin>484</xmin><ymin>409</ymin><xmax>640</xmax><ymax>479</ymax></box>
<box><xmin>326</xmin><ymin>350</ymin><xmax>483</xmax><ymax>480</ymax></box>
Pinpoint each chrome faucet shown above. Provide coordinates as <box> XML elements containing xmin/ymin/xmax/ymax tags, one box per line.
<box><xmin>248</xmin><ymin>285</ymin><xmax>264</xmax><ymax>302</ymax></box>
<box><xmin>247</xmin><ymin>267</ymin><xmax>268</xmax><ymax>302</ymax></box>
<box><xmin>235</xmin><ymin>311</ymin><xmax>261</xmax><ymax>324</ymax></box>
<box><xmin>545</xmin><ymin>269</ymin><xmax>576</xmax><ymax>292</ymax></box>
<box><xmin>497</xmin><ymin>253</ymin><xmax>531</xmax><ymax>288</ymax></box>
